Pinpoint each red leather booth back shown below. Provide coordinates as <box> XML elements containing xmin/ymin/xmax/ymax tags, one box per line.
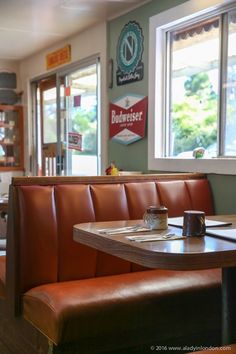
<box><xmin>15</xmin><ymin>177</ymin><xmax>214</xmax><ymax>292</ymax></box>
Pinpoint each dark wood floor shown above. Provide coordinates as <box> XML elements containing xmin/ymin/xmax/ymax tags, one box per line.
<box><xmin>0</xmin><ymin>340</ymin><xmax>13</xmax><ymax>354</ymax></box>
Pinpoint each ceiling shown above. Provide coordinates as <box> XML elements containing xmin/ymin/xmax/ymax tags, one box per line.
<box><xmin>0</xmin><ymin>0</ymin><xmax>149</xmax><ymax>61</ymax></box>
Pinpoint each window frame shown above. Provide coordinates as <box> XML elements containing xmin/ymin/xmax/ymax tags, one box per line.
<box><xmin>148</xmin><ymin>0</ymin><xmax>236</xmax><ymax>174</ymax></box>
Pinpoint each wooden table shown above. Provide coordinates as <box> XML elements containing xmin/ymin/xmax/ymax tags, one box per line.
<box><xmin>73</xmin><ymin>215</ymin><xmax>236</xmax><ymax>345</ymax></box>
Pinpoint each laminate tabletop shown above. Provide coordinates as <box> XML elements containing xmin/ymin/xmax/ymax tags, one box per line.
<box><xmin>73</xmin><ymin>214</ymin><xmax>236</xmax><ymax>271</ymax></box>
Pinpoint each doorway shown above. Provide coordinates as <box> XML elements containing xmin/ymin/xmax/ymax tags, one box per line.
<box><xmin>33</xmin><ymin>58</ymin><xmax>100</xmax><ymax>176</ymax></box>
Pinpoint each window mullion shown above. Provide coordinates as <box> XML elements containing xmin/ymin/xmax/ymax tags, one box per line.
<box><xmin>218</xmin><ymin>13</ymin><xmax>229</xmax><ymax>157</ymax></box>
<box><xmin>165</xmin><ymin>31</ymin><xmax>172</xmax><ymax>157</ymax></box>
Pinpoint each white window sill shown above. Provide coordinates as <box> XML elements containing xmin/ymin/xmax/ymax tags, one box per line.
<box><xmin>148</xmin><ymin>157</ymin><xmax>236</xmax><ymax>175</ymax></box>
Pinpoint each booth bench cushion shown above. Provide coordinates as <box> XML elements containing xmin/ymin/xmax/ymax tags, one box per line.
<box><xmin>23</xmin><ymin>269</ymin><xmax>221</xmax><ymax>345</ymax></box>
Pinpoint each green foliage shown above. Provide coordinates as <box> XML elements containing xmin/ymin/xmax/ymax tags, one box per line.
<box><xmin>72</xmin><ymin>108</ymin><xmax>97</xmax><ymax>155</ymax></box>
<box><xmin>184</xmin><ymin>72</ymin><xmax>210</xmax><ymax>96</ymax></box>
<box><xmin>172</xmin><ymin>73</ymin><xmax>217</xmax><ymax>155</ymax></box>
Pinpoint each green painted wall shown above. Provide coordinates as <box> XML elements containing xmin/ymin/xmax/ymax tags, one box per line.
<box><xmin>208</xmin><ymin>174</ymin><xmax>236</xmax><ymax>214</ymax></box>
<box><xmin>108</xmin><ymin>0</ymin><xmax>188</xmax><ymax>172</ymax></box>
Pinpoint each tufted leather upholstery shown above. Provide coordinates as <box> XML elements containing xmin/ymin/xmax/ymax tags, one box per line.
<box><xmin>13</xmin><ymin>177</ymin><xmax>215</xmax><ymax>291</ymax></box>
<box><xmin>185</xmin><ymin>179</ymin><xmax>214</xmax><ymax>215</ymax></box>
<box><xmin>0</xmin><ymin>255</ymin><xmax>5</xmax><ymax>298</ymax></box>
<box><xmin>4</xmin><ymin>174</ymin><xmax>221</xmax><ymax>352</ymax></box>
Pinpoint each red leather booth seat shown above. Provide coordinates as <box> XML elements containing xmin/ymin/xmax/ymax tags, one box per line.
<box><xmin>1</xmin><ymin>174</ymin><xmax>221</xmax><ymax>354</ymax></box>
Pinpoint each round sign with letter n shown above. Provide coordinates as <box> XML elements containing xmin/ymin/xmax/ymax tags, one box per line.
<box><xmin>116</xmin><ymin>21</ymin><xmax>144</xmax><ymax>86</ymax></box>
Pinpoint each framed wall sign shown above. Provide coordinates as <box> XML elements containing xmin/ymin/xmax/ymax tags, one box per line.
<box><xmin>46</xmin><ymin>45</ymin><xmax>71</xmax><ymax>70</ymax></box>
<box><xmin>116</xmin><ymin>21</ymin><xmax>144</xmax><ymax>86</ymax></box>
<box><xmin>109</xmin><ymin>94</ymin><xmax>148</xmax><ymax>145</ymax></box>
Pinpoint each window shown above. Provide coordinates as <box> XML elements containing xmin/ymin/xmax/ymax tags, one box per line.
<box><xmin>225</xmin><ymin>11</ymin><xmax>236</xmax><ymax>155</ymax></box>
<box><xmin>149</xmin><ymin>0</ymin><xmax>236</xmax><ymax>174</ymax></box>
<box><xmin>168</xmin><ymin>17</ymin><xmax>220</xmax><ymax>158</ymax></box>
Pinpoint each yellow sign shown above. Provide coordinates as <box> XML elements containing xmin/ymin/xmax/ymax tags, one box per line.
<box><xmin>46</xmin><ymin>45</ymin><xmax>71</xmax><ymax>70</ymax></box>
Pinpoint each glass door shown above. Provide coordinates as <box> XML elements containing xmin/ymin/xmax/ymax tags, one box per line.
<box><xmin>33</xmin><ymin>58</ymin><xmax>100</xmax><ymax>176</ymax></box>
<box><xmin>35</xmin><ymin>76</ymin><xmax>65</xmax><ymax>176</ymax></box>
<box><xmin>59</xmin><ymin>61</ymin><xmax>100</xmax><ymax>176</ymax></box>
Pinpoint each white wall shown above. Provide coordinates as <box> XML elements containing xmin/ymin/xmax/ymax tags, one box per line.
<box><xmin>19</xmin><ymin>21</ymin><xmax>108</xmax><ymax>174</ymax></box>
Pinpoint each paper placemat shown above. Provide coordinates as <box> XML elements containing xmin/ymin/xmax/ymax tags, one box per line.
<box><xmin>126</xmin><ymin>234</ymin><xmax>186</xmax><ymax>242</ymax></box>
<box><xmin>168</xmin><ymin>217</ymin><xmax>232</xmax><ymax>228</ymax></box>
<box><xmin>206</xmin><ymin>228</ymin><xmax>236</xmax><ymax>242</ymax></box>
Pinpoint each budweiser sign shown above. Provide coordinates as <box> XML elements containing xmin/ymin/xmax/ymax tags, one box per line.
<box><xmin>109</xmin><ymin>94</ymin><xmax>147</xmax><ymax>145</ymax></box>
